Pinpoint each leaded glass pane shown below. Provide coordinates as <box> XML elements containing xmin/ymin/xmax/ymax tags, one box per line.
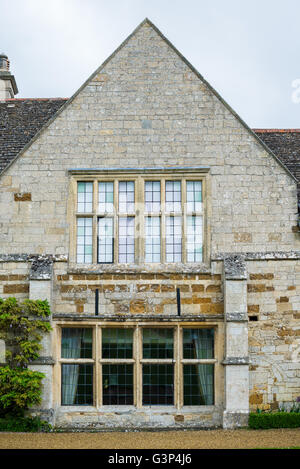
<box><xmin>61</xmin><ymin>328</ymin><xmax>93</xmax><ymax>359</ymax></box>
<box><xmin>102</xmin><ymin>364</ymin><xmax>133</xmax><ymax>405</ymax></box>
<box><xmin>98</xmin><ymin>217</ymin><xmax>114</xmax><ymax>263</ymax></box>
<box><xmin>186</xmin><ymin>215</ymin><xmax>203</xmax><ymax>262</ymax></box>
<box><xmin>102</xmin><ymin>328</ymin><xmax>133</xmax><ymax>359</ymax></box>
<box><xmin>166</xmin><ymin>216</ymin><xmax>182</xmax><ymax>262</ymax></box>
<box><xmin>165</xmin><ymin>181</ymin><xmax>181</xmax><ymax>212</ymax></box>
<box><xmin>186</xmin><ymin>181</ymin><xmax>202</xmax><ymax>212</ymax></box>
<box><xmin>77</xmin><ymin>217</ymin><xmax>93</xmax><ymax>263</ymax></box>
<box><xmin>143</xmin><ymin>328</ymin><xmax>173</xmax><ymax>359</ymax></box>
<box><xmin>118</xmin><ymin>217</ymin><xmax>135</xmax><ymax>263</ymax></box>
<box><xmin>183</xmin><ymin>329</ymin><xmax>214</xmax><ymax>359</ymax></box>
<box><xmin>77</xmin><ymin>182</ymin><xmax>93</xmax><ymax>213</ymax></box>
<box><xmin>145</xmin><ymin>181</ymin><xmax>161</xmax><ymax>212</ymax></box>
<box><xmin>119</xmin><ymin>181</ymin><xmax>135</xmax><ymax>213</ymax></box>
<box><xmin>98</xmin><ymin>182</ymin><xmax>114</xmax><ymax>213</ymax></box>
<box><xmin>143</xmin><ymin>364</ymin><xmax>174</xmax><ymax>405</ymax></box>
<box><xmin>145</xmin><ymin>216</ymin><xmax>161</xmax><ymax>263</ymax></box>
<box><xmin>61</xmin><ymin>364</ymin><xmax>93</xmax><ymax>405</ymax></box>
<box><xmin>183</xmin><ymin>364</ymin><xmax>214</xmax><ymax>405</ymax></box>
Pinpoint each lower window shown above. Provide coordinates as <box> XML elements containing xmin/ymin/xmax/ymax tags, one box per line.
<box><xmin>59</xmin><ymin>325</ymin><xmax>216</xmax><ymax>407</ymax></box>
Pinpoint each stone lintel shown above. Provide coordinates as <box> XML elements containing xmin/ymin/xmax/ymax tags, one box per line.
<box><xmin>68</xmin><ymin>166</ymin><xmax>211</xmax><ymax>175</ymax></box>
<box><xmin>53</xmin><ymin>313</ymin><xmax>224</xmax><ymax>322</ymax></box>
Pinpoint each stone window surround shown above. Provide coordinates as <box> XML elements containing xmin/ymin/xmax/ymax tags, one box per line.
<box><xmin>54</xmin><ymin>320</ymin><xmax>221</xmax><ymax>410</ymax></box>
<box><xmin>68</xmin><ymin>167</ymin><xmax>211</xmax><ymax>267</ymax></box>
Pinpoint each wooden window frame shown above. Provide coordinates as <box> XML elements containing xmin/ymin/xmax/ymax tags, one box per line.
<box><xmin>55</xmin><ymin>322</ymin><xmax>218</xmax><ymax>409</ymax></box>
<box><xmin>68</xmin><ymin>169</ymin><xmax>209</xmax><ymax>265</ymax></box>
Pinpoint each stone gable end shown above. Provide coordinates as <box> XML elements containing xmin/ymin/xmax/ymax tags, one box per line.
<box><xmin>0</xmin><ymin>20</ymin><xmax>298</xmax><ymax>255</ymax></box>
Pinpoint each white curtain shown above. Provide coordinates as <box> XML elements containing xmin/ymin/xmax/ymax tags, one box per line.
<box><xmin>192</xmin><ymin>337</ymin><xmax>213</xmax><ymax>405</ymax></box>
<box><xmin>62</xmin><ymin>331</ymin><xmax>81</xmax><ymax>405</ymax></box>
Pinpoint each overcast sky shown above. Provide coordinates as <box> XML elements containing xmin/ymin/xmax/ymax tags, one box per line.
<box><xmin>1</xmin><ymin>0</ymin><xmax>300</xmax><ymax>127</ymax></box>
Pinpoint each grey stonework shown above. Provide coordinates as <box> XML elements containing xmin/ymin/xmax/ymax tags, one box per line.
<box><xmin>0</xmin><ymin>19</ymin><xmax>299</xmax><ymax>429</ymax></box>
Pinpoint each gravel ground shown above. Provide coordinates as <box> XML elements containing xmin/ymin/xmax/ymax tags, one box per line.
<box><xmin>0</xmin><ymin>429</ymin><xmax>299</xmax><ymax>449</ymax></box>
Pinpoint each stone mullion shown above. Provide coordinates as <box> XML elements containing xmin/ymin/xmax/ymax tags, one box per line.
<box><xmin>114</xmin><ymin>180</ymin><xmax>119</xmax><ymax>264</ymax></box>
<box><xmin>92</xmin><ymin>180</ymin><xmax>98</xmax><ymax>264</ymax></box>
<box><xmin>175</xmin><ymin>324</ymin><xmax>181</xmax><ymax>410</ymax></box>
<box><xmin>161</xmin><ymin>179</ymin><xmax>166</xmax><ymax>264</ymax></box>
<box><xmin>137</xmin><ymin>176</ymin><xmax>143</xmax><ymax>264</ymax></box>
<box><xmin>182</xmin><ymin>179</ymin><xmax>187</xmax><ymax>264</ymax></box>
<box><xmin>136</xmin><ymin>325</ymin><xmax>142</xmax><ymax>408</ymax></box>
<box><xmin>95</xmin><ymin>325</ymin><xmax>101</xmax><ymax>408</ymax></box>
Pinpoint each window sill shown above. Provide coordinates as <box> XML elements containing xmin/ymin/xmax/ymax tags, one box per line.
<box><xmin>58</xmin><ymin>405</ymin><xmax>217</xmax><ymax>413</ymax></box>
<box><xmin>67</xmin><ymin>262</ymin><xmax>211</xmax><ymax>275</ymax></box>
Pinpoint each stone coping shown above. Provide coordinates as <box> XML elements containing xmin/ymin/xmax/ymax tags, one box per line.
<box><xmin>0</xmin><ymin>254</ymin><xmax>67</xmax><ymax>262</ymax></box>
<box><xmin>68</xmin><ymin>166</ymin><xmax>211</xmax><ymax>174</ymax></box>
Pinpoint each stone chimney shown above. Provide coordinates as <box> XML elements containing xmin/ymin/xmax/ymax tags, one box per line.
<box><xmin>0</xmin><ymin>53</ymin><xmax>18</xmax><ymax>100</ymax></box>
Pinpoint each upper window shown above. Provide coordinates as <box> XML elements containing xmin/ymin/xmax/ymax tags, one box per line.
<box><xmin>74</xmin><ymin>175</ymin><xmax>204</xmax><ymax>265</ymax></box>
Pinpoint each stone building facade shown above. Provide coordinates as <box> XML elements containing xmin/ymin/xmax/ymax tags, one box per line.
<box><xmin>0</xmin><ymin>19</ymin><xmax>299</xmax><ymax>429</ymax></box>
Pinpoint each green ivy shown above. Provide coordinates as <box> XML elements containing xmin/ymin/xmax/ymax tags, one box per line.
<box><xmin>0</xmin><ymin>297</ymin><xmax>51</xmax><ymax>368</ymax></box>
<box><xmin>0</xmin><ymin>366</ymin><xmax>45</xmax><ymax>416</ymax></box>
<box><xmin>0</xmin><ymin>297</ymin><xmax>52</xmax><ymax>421</ymax></box>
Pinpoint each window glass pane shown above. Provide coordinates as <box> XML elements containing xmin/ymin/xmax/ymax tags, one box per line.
<box><xmin>77</xmin><ymin>182</ymin><xmax>93</xmax><ymax>213</ymax></box>
<box><xmin>98</xmin><ymin>182</ymin><xmax>114</xmax><ymax>213</ymax></box>
<box><xmin>143</xmin><ymin>328</ymin><xmax>173</xmax><ymax>359</ymax></box>
<box><xmin>143</xmin><ymin>364</ymin><xmax>174</xmax><ymax>405</ymax></box>
<box><xmin>77</xmin><ymin>218</ymin><xmax>93</xmax><ymax>263</ymax></box>
<box><xmin>165</xmin><ymin>181</ymin><xmax>181</xmax><ymax>212</ymax></box>
<box><xmin>166</xmin><ymin>216</ymin><xmax>182</xmax><ymax>263</ymax></box>
<box><xmin>118</xmin><ymin>217</ymin><xmax>135</xmax><ymax>263</ymax></box>
<box><xmin>61</xmin><ymin>328</ymin><xmax>93</xmax><ymax>359</ymax></box>
<box><xmin>98</xmin><ymin>217</ymin><xmax>114</xmax><ymax>263</ymax></box>
<box><xmin>186</xmin><ymin>215</ymin><xmax>203</xmax><ymax>262</ymax></box>
<box><xmin>183</xmin><ymin>364</ymin><xmax>214</xmax><ymax>405</ymax></box>
<box><xmin>119</xmin><ymin>181</ymin><xmax>135</xmax><ymax>213</ymax></box>
<box><xmin>102</xmin><ymin>328</ymin><xmax>133</xmax><ymax>359</ymax></box>
<box><xmin>183</xmin><ymin>329</ymin><xmax>214</xmax><ymax>359</ymax></box>
<box><xmin>186</xmin><ymin>181</ymin><xmax>202</xmax><ymax>212</ymax></box>
<box><xmin>102</xmin><ymin>364</ymin><xmax>133</xmax><ymax>405</ymax></box>
<box><xmin>145</xmin><ymin>216</ymin><xmax>161</xmax><ymax>263</ymax></box>
<box><xmin>61</xmin><ymin>364</ymin><xmax>93</xmax><ymax>405</ymax></box>
<box><xmin>145</xmin><ymin>181</ymin><xmax>161</xmax><ymax>212</ymax></box>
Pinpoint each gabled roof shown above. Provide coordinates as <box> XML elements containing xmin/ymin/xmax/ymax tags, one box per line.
<box><xmin>0</xmin><ymin>98</ymin><xmax>67</xmax><ymax>173</ymax></box>
<box><xmin>254</xmin><ymin>130</ymin><xmax>300</xmax><ymax>198</ymax></box>
<box><xmin>0</xmin><ymin>19</ymin><xmax>299</xmax><ymax>190</ymax></box>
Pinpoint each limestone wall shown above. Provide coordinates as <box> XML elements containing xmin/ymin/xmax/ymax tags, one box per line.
<box><xmin>53</xmin><ymin>264</ymin><xmax>223</xmax><ymax>316</ymax></box>
<box><xmin>0</xmin><ymin>261</ymin><xmax>29</xmax><ymax>299</ymax></box>
<box><xmin>247</xmin><ymin>260</ymin><xmax>300</xmax><ymax>409</ymax></box>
